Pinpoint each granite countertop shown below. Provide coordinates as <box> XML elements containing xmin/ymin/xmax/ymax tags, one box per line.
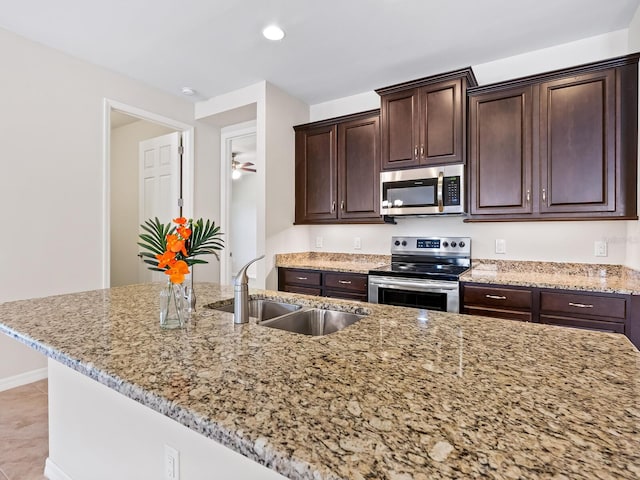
<box><xmin>276</xmin><ymin>252</ymin><xmax>390</xmax><ymax>274</ymax></box>
<box><xmin>461</xmin><ymin>260</ymin><xmax>640</xmax><ymax>295</ymax></box>
<box><xmin>1</xmin><ymin>283</ymin><xmax>639</xmax><ymax>479</ymax></box>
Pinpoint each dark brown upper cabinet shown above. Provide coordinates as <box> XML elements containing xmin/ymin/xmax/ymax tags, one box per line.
<box><xmin>467</xmin><ymin>54</ymin><xmax>639</xmax><ymax>222</ymax></box>
<box><xmin>376</xmin><ymin>68</ymin><xmax>477</xmax><ymax>170</ymax></box>
<box><xmin>469</xmin><ymin>85</ymin><xmax>533</xmax><ymax>215</ymax></box>
<box><xmin>294</xmin><ymin>110</ymin><xmax>382</xmax><ymax>224</ymax></box>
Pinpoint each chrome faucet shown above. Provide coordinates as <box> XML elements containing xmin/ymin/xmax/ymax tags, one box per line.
<box><xmin>233</xmin><ymin>255</ymin><xmax>265</xmax><ymax>324</ymax></box>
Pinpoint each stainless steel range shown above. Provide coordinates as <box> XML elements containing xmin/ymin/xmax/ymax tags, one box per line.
<box><xmin>368</xmin><ymin>236</ymin><xmax>471</xmax><ymax>312</ymax></box>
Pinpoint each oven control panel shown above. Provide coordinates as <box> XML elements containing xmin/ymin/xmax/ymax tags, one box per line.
<box><xmin>391</xmin><ymin>236</ymin><xmax>471</xmax><ymax>256</ymax></box>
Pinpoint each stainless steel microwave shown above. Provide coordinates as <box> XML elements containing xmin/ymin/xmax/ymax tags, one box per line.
<box><xmin>380</xmin><ymin>165</ymin><xmax>465</xmax><ymax>216</ymax></box>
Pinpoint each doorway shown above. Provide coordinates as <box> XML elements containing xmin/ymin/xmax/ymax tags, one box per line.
<box><xmin>220</xmin><ymin>123</ymin><xmax>257</xmax><ymax>286</ymax></box>
<box><xmin>103</xmin><ymin>100</ymin><xmax>194</xmax><ymax>288</ymax></box>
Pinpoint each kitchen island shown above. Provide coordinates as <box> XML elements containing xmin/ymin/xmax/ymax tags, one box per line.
<box><xmin>0</xmin><ymin>283</ymin><xmax>639</xmax><ymax>479</ymax></box>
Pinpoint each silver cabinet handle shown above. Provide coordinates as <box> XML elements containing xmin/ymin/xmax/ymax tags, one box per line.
<box><xmin>331</xmin><ymin>201</ymin><xmax>336</xmax><ymax>212</ymax></box>
<box><xmin>296</xmin><ymin>276</ymin><xmax>308</xmax><ymax>280</ymax></box>
<box><xmin>414</xmin><ymin>146</ymin><xmax>418</xmax><ymax>159</ymax></box>
<box><xmin>485</xmin><ymin>295</ymin><xmax>507</xmax><ymax>300</ymax></box>
<box><xmin>569</xmin><ymin>302</ymin><xmax>593</xmax><ymax>308</ymax></box>
<box><xmin>340</xmin><ymin>200</ymin><xmax>345</xmax><ymax>211</ymax></box>
<box><xmin>338</xmin><ymin>280</ymin><xmax>352</xmax><ymax>285</ymax></box>
<box><xmin>420</xmin><ymin>145</ymin><xmax>424</xmax><ymax>157</ymax></box>
<box><xmin>542</xmin><ymin>188</ymin><xmax>547</xmax><ymax>202</ymax></box>
<box><xmin>526</xmin><ymin>189</ymin><xmax>530</xmax><ymax>203</ymax></box>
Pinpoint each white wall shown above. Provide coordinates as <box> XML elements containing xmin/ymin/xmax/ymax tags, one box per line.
<box><xmin>0</xmin><ymin>26</ymin><xmax>217</xmax><ymax>380</ymax></box>
<box><xmin>305</xmin><ymin>30</ymin><xmax>636</xmax><ymax>266</ymax></box>
<box><xmin>110</xmin><ymin>120</ymin><xmax>174</xmax><ymax>287</ymax></box>
<box><xmin>264</xmin><ymin>83</ymin><xmax>310</xmax><ymax>289</ymax></box>
<box><xmin>230</xmin><ymin>159</ymin><xmax>258</xmax><ymax>279</ymax></box>
<box><xmin>196</xmin><ymin>82</ymin><xmax>309</xmax><ymax>289</ymax></box>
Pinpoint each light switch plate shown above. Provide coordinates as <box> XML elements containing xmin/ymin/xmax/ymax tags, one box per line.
<box><xmin>164</xmin><ymin>445</ymin><xmax>180</xmax><ymax>480</ymax></box>
<box><xmin>495</xmin><ymin>239</ymin><xmax>506</xmax><ymax>254</ymax></box>
<box><xmin>354</xmin><ymin>237</ymin><xmax>361</xmax><ymax>250</ymax></box>
<box><xmin>315</xmin><ymin>236</ymin><xmax>323</xmax><ymax>248</ymax></box>
<box><xmin>594</xmin><ymin>240</ymin><xmax>608</xmax><ymax>257</ymax></box>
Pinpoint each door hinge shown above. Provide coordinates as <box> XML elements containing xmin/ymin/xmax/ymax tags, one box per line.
<box><xmin>178</xmin><ymin>198</ymin><xmax>184</xmax><ymax>207</ymax></box>
<box><xmin>178</xmin><ymin>145</ymin><xmax>184</xmax><ymax>155</ymax></box>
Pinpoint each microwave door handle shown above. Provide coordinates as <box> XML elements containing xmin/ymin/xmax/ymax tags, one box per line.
<box><xmin>437</xmin><ymin>171</ymin><xmax>444</xmax><ymax>212</ymax></box>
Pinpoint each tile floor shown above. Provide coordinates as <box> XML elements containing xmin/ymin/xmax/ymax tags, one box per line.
<box><xmin>0</xmin><ymin>380</ymin><xmax>48</xmax><ymax>480</ymax></box>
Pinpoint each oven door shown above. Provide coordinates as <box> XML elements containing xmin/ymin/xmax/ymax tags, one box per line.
<box><xmin>368</xmin><ymin>275</ymin><xmax>460</xmax><ymax>313</ymax></box>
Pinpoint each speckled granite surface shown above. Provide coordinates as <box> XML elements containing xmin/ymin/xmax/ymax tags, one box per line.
<box><xmin>276</xmin><ymin>252</ymin><xmax>390</xmax><ymax>274</ymax></box>
<box><xmin>461</xmin><ymin>259</ymin><xmax>640</xmax><ymax>295</ymax></box>
<box><xmin>1</xmin><ymin>283</ymin><xmax>639</xmax><ymax>479</ymax></box>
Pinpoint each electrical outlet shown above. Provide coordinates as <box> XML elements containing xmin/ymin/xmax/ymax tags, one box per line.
<box><xmin>164</xmin><ymin>445</ymin><xmax>180</xmax><ymax>480</ymax></box>
<box><xmin>594</xmin><ymin>240</ymin><xmax>608</xmax><ymax>257</ymax></box>
<box><xmin>315</xmin><ymin>236</ymin><xmax>323</xmax><ymax>248</ymax></box>
<box><xmin>354</xmin><ymin>237</ymin><xmax>361</xmax><ymax>250</ymax></box>
<box><xmin>495</xmin><ymin>239</ymin><xmax>506</xmax><ymax>254</ymax></box>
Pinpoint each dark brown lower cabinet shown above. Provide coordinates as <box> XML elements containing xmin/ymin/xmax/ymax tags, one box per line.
<box><xmin>539</xmin><ymin>290</ymin><xmax>626</xmax><ymax>333</ymax></box>
<box><xmin>278</xmin><ymin>268</ymin><xmax>368</xmax><ymax>301</ymax></box>
<box><xmin>462</xmin><ymin>284</ymin><xmax>534</xmax><ymax>322</ymax></box>
<box><xmin>461</xmin><ymin>282</ymin><xmax>637</xmax><ymax>348</ymax></box>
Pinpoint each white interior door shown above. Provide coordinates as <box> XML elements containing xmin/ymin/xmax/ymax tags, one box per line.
<box><xmin>138</xmin><ymin>132</ymin><xmax>181</xmax><ymax>283</ymax></box>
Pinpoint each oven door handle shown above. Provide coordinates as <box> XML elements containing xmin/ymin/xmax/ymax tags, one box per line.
<box><xmin>369</xmin><ymin>277</ymin><xmax>458</xmax><ymax>291</ymax></box>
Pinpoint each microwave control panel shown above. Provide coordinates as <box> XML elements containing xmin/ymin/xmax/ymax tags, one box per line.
<box><xmin>443</xmin><ymin>176</ymin><xmax>460</xmax><ymax>206</ymax></box>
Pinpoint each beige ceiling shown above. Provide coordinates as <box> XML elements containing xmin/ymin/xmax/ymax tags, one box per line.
<box><xmin>0</xmin><ymin>0</ymin><xmax>638</xmax><ymax>104</ymax></box>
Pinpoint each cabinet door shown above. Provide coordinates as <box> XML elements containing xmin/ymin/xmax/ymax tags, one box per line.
<box><xmin>380</xmin><ymin>89</ymin><xmax>420</xmax><ymax>170</ymax></box>
<box><xmin>469</xmin><ymin>86</ymin><xmax>533</xmax><ymax>215</ymax></box>
<box><xmin>295</xmin><ymin>125</ymin><xmax>338</xmax><ymax>222</ymax></box>
<box><xmin>419</xmin><ymin>79</ymin><xmax>463</xmax><ymax>165</ymax></box>
<box><xmin>539</xmin><ymin>70</ymin><xmax>616</xmax><ymax>214</ymax></box>
<box><xmin>338</xmin><ymin>115</ymin><xmax>381</xmax><ymax>220</ymax></box>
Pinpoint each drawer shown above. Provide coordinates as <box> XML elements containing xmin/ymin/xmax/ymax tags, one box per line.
<box><xmin>540</xmin><ymin>291</ymin><xmax>626</xmax><ymax>320</ymax></box>
<box><xmin>540</xmin><ymin>314</ymin><xmax>625</xmax><ymax>333</ymax></box>
<box><xmin>284</xmin><ymin>285</ymin><xmax>322</xmax><ymax>296</ymax></box>
<box><xmin>324</xmin><ymin>272</ymin><xmax>368</xmax><ymax>293</ymax></box>
<box><xmin>463</xmin><ymin>285</ymin><xmax>532</xmax><ymax>310</ymax></box>
<box><xmin>465</xmin><ymin>306</ymin><xmax>532</xmax><ymax>323</ymax></box>
<box><xmin>282</xmin><ymin>269</ymin><xmax>322</xmax><ymax>286</ymax></box>
<box><xmin>325</xmin><ymin>289</ymin><xmax>367</xmax><ymax>302</ymax></box>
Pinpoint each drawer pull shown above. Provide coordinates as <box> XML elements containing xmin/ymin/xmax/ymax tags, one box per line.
<box><xmin>568</xmin><ymin>302</ymin><xmax>594</xmax><ymax>308</ymax></box>
<box><xmin>338</xmin><ymin>280</ymin><xmax>352</xmax><ymax>285</ymax></box>
<box><xmin>485</xmin><ymin>295</ymin><xmax>507</xmax><ymax>300</ymax></box>
<box><xmin>296</xmin><ymin>276</ymin><xmax>308</xmax><ymax>281</ymax></box>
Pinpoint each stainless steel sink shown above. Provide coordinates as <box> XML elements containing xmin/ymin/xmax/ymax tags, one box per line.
<box><xmin>260</xmin><ymin>309</ymin><xmax>364</xmax><ymax>336</ymax></box>
<box><xmin>208</xmin><ymin>299</ymin><xmax>302</xmax><ymax>321</ymax></box>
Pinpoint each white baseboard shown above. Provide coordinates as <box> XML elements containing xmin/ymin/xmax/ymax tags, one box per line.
<box><xmin>44</xmin><ymin>458</ymin><xmax>73</xmax><ymax>480</ymax></box>
<box><xmin>0</xmin><ymin>367</ymin><xmax>48</xmax><ymax>392</ymax></box>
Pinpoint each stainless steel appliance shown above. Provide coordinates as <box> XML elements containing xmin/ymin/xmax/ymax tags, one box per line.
<box><xmin>368</xmin><ymin>236</ymin><xmax>471</xmax><ymax>312</ymax></box>
<box><xmin>380</xmin><ymin>164</ymin><xmax>465</xmax><ymax>216</ymax></box>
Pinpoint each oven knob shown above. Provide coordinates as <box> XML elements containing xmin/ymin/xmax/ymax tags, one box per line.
<box><xmin>459</xmin><ymin>241</ymin><xmax>465</xmax><ymax>248</ymax></box>
<box><xmin>442</xmin><ymin>241</ymin><xmax>449</xmax><ymax>247</ymax></box>
<box><xmin>394</xmin><ymin>240</ymin><xmax>401</xmax><ymax>246</ymax></box>
<box><xmin>401</xmin><ymin>241</ymin><xmax>407</xmax><ymax>246</ymax></box>
<box><xmin>450</xmin><ymin>241</ymin><xmax>457</xmax><ymax>247</ymax></box>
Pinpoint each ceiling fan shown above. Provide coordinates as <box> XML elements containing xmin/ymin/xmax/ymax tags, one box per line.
<box><xmin>231</xmin><ymin>152</ymin><xmax>256</xmax><ymax>173</ymax></box>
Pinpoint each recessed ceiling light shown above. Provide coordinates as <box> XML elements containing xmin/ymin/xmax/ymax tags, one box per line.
<box><xmin>181</xmin><ymin>87</ymin><xmax>196</xmax><ymax>96</ymax></box>
<box><xmin>262</xmin><ymin>25</ymin><xmax>285</xmax><ymax>41</ymax></box>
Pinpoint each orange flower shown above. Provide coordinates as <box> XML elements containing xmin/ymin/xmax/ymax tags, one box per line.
<box><xmin>177</xmin><ymin>226</ymin><xmax>192</xmax><ymax>240</ymax></box>
<box><xmin>166</xmin><ymin>234</ymin><xmax>187</xmax><ymax>256</ymax></box>
<box><xmin>173</xmin><ymin>217</ymin><xmax>187</xmax><ymax>225</ymax></box>
<box><xmin>165</xmin><ymin>260</ymin><xmax>189</xmax><ymax>284</ymax></box>
<box><xmin>155</xmin><ymin>251</ymin><xmax>176</xmax><ymax>269</ymax></box>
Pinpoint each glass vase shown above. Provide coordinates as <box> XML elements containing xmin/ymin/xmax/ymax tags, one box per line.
<box><xmin>159</xmin><ymin>280</ymin><xmax>185</xmax><ymax>329</ymax></box>
<box><xmin>184</xmin><ymin>269</ymin><xmax>196</xmax><ymax>318</ymax></box>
